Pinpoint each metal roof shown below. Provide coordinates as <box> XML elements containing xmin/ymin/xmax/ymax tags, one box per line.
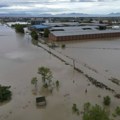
<box><xmin>43</xmin><ymin>22</ymin><xmax>80</xmax><ymax>27</ymax></box>
<box><xmin>36</xmin><ymin>96</ymin><xmax>46</xmax><ymax>103</ymax></box>
<box><xmin>50</xmin><ymin>26</ymin><xmax>120</xmax><ymax>37</ymax></box>
<box><xmin>51</xmin><ymin>26</ymin><xmax>97</xmax><ymax>31</ymax></box>
<box><xmin>31</xmin><ymin>24</ymin><xmax>49</xmax><ymax>29</ymax></box>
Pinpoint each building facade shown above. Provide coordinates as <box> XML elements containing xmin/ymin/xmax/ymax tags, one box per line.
<box><xmin>49</xmin><ymin>26</ymin><xmax>120</xmax><ymax>41</ymax></box>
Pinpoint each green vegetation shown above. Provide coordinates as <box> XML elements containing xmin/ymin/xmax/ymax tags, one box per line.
<box><xmin>112</xmin><ymin>113</ymin><xmax>117</xmax><ymax>118</ymax></box>
<box><xmin>72</xmin><ymin>103</ymin><xmax>79</xmax><ymax>115</ymax></box>
<box><xmin>115</xmin><ymin>106</ymin><xmax>120</xmax><ymax>116</ymax></box>
<box><xmin>84</xmin><ymin>102</ymin><xmax>91</xmax><ymax>112</ymax></box>
<box><xmin>31</xmin><ymin>66</ymin><xmax>60</xmax><ymax>94</ymax></box>
<box><xmin>61</xmin><ymin>44</ymin><xmax>66</xmax><ymax>49</ymax></box>
<box><xmin>0</xmin><ymin>85</ymin><xmax>12</xmax><ymax>102</ymax></box>
<box><xmin>103</xmin><ymin>96</ymin><xmax>111</xmax><ymax>106</ymax></box>
<box><xmin>13</xmin><ymin>24</ymin><xmax>26</xmax><ymax>33</ymax></box>
<box><xmin>38</xmin><ymin>67</ymin><xmax>53</xmax><ymax>88</ymax></box>
<box><xmin>83</xmin><ymin>104</ymin><xmax>110</xmax><ymax>120</ymax></box>
<box><xmin>31</xmin><ymin>77</ymin><xmax>38</xmax><ymax>91</ymax></box>
<box><xmin>30</xmin><ymin>31</ymin><xmax>38</xmax><ymax>40</ymax></box>
<box><xmin>44</xmin><ymin>28</ymin><xmax>50</xmax><ymax>38</ymax></box>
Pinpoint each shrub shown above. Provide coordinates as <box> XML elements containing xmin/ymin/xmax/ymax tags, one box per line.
<box><xmin>61</xmin><ymin>44</ymin><xmax>66</xmax><ymax>49</ymax></box>
<box><xmin>84</xmin><ymin>102</ymin><xmax>91</xmax><ymax>112</ymax></box>
<box><xmin>83</xmin><ymin>104</ymin><xmax>110</xmax><ymax>120</ymax></box>
<box><xmin>72</xmin><ymin>103</ymin><xmax>79</xmax><ymax>115</ymax></box>
<box><xmin>103</xmin><ymin>96</ymin><xmax>111</xmax><ymax>106</ymax></box>
<box><xmin>112</xmin><ymin>113</ymin><xmax>116</xmax><ymax>117</ymax></box>
<box><xmin>115</xmin><ymin>106</ymin><xmax>120</xmax><ymax>115</ymax></box>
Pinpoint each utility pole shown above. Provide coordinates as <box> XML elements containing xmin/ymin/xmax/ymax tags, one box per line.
<box><xmin>72</xmin><ymin>58</ymin><xmax>75</xmax><ymax>69</ymax></box>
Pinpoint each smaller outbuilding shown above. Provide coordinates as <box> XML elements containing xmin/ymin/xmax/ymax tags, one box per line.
<box><xmin>30</xmin><ymin>24</ymin><xmax>50</xmax><ymax>31</ymax></box>
<box><xmin>36</xmin><ymin>96</ymin><xmax>46</xmax><ymax>106</ymax></box>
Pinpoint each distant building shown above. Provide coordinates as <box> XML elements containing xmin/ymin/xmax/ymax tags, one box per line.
<box><xmin>31</xmin><ymin>18</ymin><xmax>45</xmax><ymax>25</ymax></box>
<box><xmin>43</xmin><ymin>22</ymin><xmax>80</xmax><ymax>27</ymax></box>
<box><xmin>112</xmin><ymin>26</ymin><xmax>120</xmax><ymax>30</ymax></box>
<box><xmin>30</xmin><ymin>24</ymin><xmax>50</xmax><ymax>31</ymax></box>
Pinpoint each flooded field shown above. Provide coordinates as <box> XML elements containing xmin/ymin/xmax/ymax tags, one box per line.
<box><xmin>0</xmin><ymin>24</ymin><xmax>120</xmax><ymax>120</ymax></box>
<box><xmin>57</xmin><ymin>39</ymin><xmax>120</xmax><ymax>77</ymax></box>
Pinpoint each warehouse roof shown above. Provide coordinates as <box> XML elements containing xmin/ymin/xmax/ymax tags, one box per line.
<box><xmin>50</xmin><ymin>26</ymin><xmax>97</xmax><ymax>31</ymax></box>
<box><xmin>43</xmin><ymin>22</ymin><xmax>80</xmax><ymax>27</ymax></box>
<box><xmin>50</xmin><ymin>26</ymin><xmax>120</xmax><ymax>37</ymax></box>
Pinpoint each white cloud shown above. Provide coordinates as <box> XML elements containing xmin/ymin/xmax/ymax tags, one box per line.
<box><xmin>0</xmin><ymin>0</ymin><xmax>120</xmax><ymax>14</ymax></box>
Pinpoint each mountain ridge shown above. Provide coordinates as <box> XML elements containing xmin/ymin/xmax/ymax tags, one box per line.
<box><xmin>0</xmin><ymin>13</ymin><xmax>120</xmax><ymax>17</ymax></box>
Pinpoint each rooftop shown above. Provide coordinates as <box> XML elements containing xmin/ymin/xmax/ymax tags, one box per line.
<box><xmin>36</xmin><ymin>96</ymin><xmax>46</xmax><ymax>103</ymax></box>
<box><xmin>43</xmin><ymin>22</ymin><xmax>80</xmax><ymax>27</ymax></box>
<box><xmin>31</xmin><ymin>24</ymin><xmax>49</xmax><ymax>29</ymax></box>
<box><xmin>50</xmin><ymin>26</ymin><xmax>120</xmax><ymax>37</ymax></box>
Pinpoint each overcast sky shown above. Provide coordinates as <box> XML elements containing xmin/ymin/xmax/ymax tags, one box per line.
<box><xmin>0</xmin><ymin>0</ymin><xmax>120</xmax><ymax>15</ymax></box>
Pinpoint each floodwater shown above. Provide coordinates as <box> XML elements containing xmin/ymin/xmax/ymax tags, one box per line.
<box><xmin>0</xmin><ymin>24</ymin><xmax>120</xmax><ymax>120</ymax></box>
<box><xmin>57</xmin><ymin>38</ymin><xmax>120</xmax><ymax>78</ymax></box>
<box><xmin>56</xmin><ymin>37</ymin><xmax>120</xmax><ymax>93</ymax></box>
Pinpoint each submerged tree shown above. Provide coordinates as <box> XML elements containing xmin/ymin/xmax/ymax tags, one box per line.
<box><xmin>83</xmin><ymin>104</ymin><xmax>110</xmax><ymax>120</ymax></box>
<box><xmin>115</xmin><ymin>106</ymin><xmax>120</xmax><ymax>116</ymax></box>
<box><xmin>14</xmin><ymin>24</ymin><xmax>25</xmax><ymax>33</ymax></box>
<box><xmin>38</xmin><ymin>67</ymin><xmax>53</xmax><ymax>88</ymax></box>
<box><xmin>31</xmin><ymin>77</ymin><xmax>38</xmax><ymax>92</ymax></box>
<box><xmin>30</xmin><ymin>31</ymin><xmax>38</xmax><ymax>40</ymax></box>
<box><xmin>83</xmin><ymin>102</ymin><xmax>91</xmax><ymax>112</ymax></box>
<box><xmin>44</xmin><ymin>28</ymin><xmax>50</xmax><ymax>38</ymax></box>
<box><xmin>0</xmin><ymin>85</ymin><xmax>12</xmax><ymax>102</ymax></box>
<box><xmin>61</xmin><ymin>44</ymin><xmax>66</xmax><ymax>49</ymax></box>
<box><xmin>103</xmin><ymin>96</ymin><xmax>111</xmax><ymax>106</ymax></box>
<box><xmin>72</xmin><ymin>103</ymin><xmax>79</xmax><ymax>115</ymax></box>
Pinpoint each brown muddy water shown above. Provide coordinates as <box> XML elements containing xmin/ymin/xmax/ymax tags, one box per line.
<box><xmin>0</xmin><ymin>24</ymin><xmax>120</xmax><ymax>120</ymax></box>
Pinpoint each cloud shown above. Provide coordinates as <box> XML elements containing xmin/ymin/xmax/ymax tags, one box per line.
<box><xmin>0</xmin><ymin>0</ymin><xmax>120</xmax><ymax>15</ymax></box>
<box><xmin>0</xmin><ymin>4</ymin><xmax>9</xmax><ymax>8</ymax></box>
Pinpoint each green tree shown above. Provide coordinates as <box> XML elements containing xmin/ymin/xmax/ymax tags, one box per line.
<box><xmin>30</xmin><ymin>31</ymin><xmax>38</xmax><ymax>40</ymax></box>
<box><xmin>31</xmin><ymin>77</ymin><xmax>38</xmax><ymax>91</ymax></box>
<box><xmin>38</xmin><ymin>67</ymin><xmax>53</xmax><ymax>88</ymax></box>
<box><xmin>0</xmin><ymin>85</ymin><xmax>12</xmax><ymax>102</ymax></box>
<box><xmin>14</xmin><ymin>24</ymin><xmax>25</xmax><ymax>33</ymax></box>
<box><xmin>44</xmin><ymin>28</ymin><xmax>50</xmax><ymax>38</ymax></box>
<box><xmin>103</xmin><ymin>96</ymin><xmax>111</xmax><ymax>106</ymax></box>
<box><xmin>83</xmin><ymin>104</ymin><xmax>110</xmax><ymax>120</ymax></box>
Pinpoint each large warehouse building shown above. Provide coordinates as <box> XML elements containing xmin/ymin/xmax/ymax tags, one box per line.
<box><xmin>49</xmin><ymin>26</ymin><xmax>120</xmax><ymax>41</ymax></box>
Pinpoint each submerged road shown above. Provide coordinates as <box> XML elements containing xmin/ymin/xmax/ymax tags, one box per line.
<box><xmin>38</xmin><ymin>39</ymin><xmax>120</xmax><ymax>94</ymax></box>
